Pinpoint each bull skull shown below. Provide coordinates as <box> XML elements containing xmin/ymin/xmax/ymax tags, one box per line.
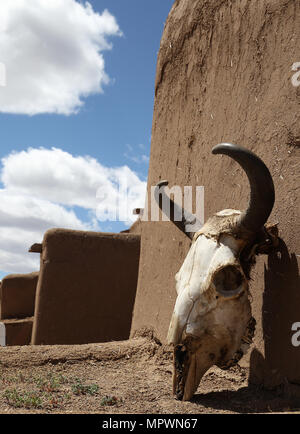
<box><xmin>155</xmin><ymin>143</ymin><xmax>278</xmax><ymax>401</ymax></box>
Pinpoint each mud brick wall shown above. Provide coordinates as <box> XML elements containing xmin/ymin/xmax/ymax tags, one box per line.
<box><xmin>1</xmin><ymin>318</ymin><xmax>33</xmax><ymax>346</ymax></box>
<box><xmin>0</xmin><ymin>272</ymin><xmax>39</xmax><ymax>319</ymax></box>
<box><xmin>32</xmin><ymin>229</ymin><xmax>140</xmax><ymax>345</ymax></box>
<box><xmin>131</xmin><ymin>0</ymin><xmax>300</xmax><ymax>388</ymax></box>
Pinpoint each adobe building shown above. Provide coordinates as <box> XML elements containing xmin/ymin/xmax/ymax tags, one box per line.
<box><xmin>0</xmin><ymin>228</ymin><xmax>141</xmax><ymax>346</ymax></box>
<box><xmin>31</xmin><ymin>228</ymin><xmax>140</xmax><ymax>345</ymax></box>
<box><xmin>0</xmin><ymin>272</ymin><xmax>38</xmax><ymax>345</ymax></box>
<box><xmin>130</xmin><ymin>0</ymin><xmax>300</xmax><ymax>389</ymax></box>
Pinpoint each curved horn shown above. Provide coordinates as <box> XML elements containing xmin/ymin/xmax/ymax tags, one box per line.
<box><xmin>154</xmin><ymin>180</ymin><xmax>202</xmax><ymax>239</ymax></box>
<box><xmin>212</xmin><ymin>143</ymin><xmax>275</xmax><ymax>232</ymax></box>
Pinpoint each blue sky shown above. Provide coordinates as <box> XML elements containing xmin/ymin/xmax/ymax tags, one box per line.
<box><xmin>0</xmin><ymin>0</ymin><xmax>174</xmax><ymax>278</ymax></box>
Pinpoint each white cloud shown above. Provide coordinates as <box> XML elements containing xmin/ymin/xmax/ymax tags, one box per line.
<box><xmin>0</xmin><ymin>193</ymin><xmax>91</xmax><ymax>274</ymax></box>
<box><xmin>0</xmin><ymin>0</ymin><xmax>122</xmax><ymax>115</ymax></box>
<box><xmin>0</xmin><ymin>147</ymin><xmax>146</xmax><ymax>275</ymax></box>
<box><xmin>2</xmin><ymin>147</ymin><xmax>147</xmax><ymax>214</ymax></box>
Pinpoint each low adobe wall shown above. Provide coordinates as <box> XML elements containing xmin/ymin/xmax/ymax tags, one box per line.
<box><xmin>1</xmin><ymin>318</ymin><xmax>33</xmax><ymax>346</ymax></box>
<box><xmin>32</xmin><ymin>229</ymin><xmax>140</xmax><ymax>345</ymax></box>
<box><xmin>131</xmin><ymin>0</ymin><xmax>300</xmax><ymax>389</ymax></box>
<box><xmin>0</xmin><ymin>272</ymin><xmax>39</xmax><ymax>320</ymax></box>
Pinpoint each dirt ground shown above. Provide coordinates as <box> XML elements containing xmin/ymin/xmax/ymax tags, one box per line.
<box><xmin>0</xmin><ymin>332</ymin><xmax>299</xmax><ymax>414</ymax></box>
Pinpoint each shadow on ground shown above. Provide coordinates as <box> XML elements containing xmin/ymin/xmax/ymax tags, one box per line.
<box><xmin>192</xmin><ymin>384</ymin><xmax>300</xmax><ymax>413</ymax></box>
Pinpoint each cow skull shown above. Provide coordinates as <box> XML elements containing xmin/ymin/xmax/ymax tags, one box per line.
<box><xmin>155</xmin><ymin>143</ymin><xmax>278</xmax><ymax>401</ymax></box>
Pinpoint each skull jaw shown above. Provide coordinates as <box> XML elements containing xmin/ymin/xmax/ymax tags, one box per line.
<box><xmin>173</xmin><ymin>315</ymin><xmax>256</xmax><ymax>401</ymax></box>
<box><xmin>173</xmin><ymin>339</ymin><xmax>216</xmax><ymax>401</ymax></box>
<box><xmin>173</xmin><ymin>332</ymin><xmax>232</xmax><ymax>401</ymax></box>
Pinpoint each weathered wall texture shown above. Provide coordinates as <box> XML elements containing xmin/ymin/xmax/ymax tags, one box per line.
<box><xmin>0</xmin><ymin>272</ymin><xmax>38</xmax><ymax>320</ymax></box>
<box><xmin>32</xmin><ymin>229</ymin><xmax>140</xmax><ymax>345</ymax></box>
<box><xmin>131</xmin><ymin>0</ymin><xmax>300</xmax><ymax>388</ymax></box>
<box><xmin>2</xmin><ymin>318</ymin><xmax>33</xmax><ymax>346</ymax></box>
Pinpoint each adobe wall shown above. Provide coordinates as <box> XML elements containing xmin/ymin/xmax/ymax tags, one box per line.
<box><xmin>32</xmin><ymin>229</ymin><xmax>140</xmax><ymax>345</ymax></box>
<box><xmin>0</xmin><ymin>272</ymin><xmax>39</xmax><ymax>319</ymax></box>
<box><xmin>1</xmin><ymin>318</ymin><xmax>33</xmax><ymax>346</ymax></box>
<box><xmin>131</xmin><ymin>0</ymin><xmax>300</xmax><ymax>388</ymax></box>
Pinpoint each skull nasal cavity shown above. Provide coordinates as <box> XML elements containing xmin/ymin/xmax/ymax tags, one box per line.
<box><xmin>213</xmin><ymin>266</ymin><xmax>243</xmax><ymax>295</ymax></box>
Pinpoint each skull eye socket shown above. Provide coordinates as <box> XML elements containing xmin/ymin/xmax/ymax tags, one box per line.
<box><xmin>213</xmin><ymin>265</ymin><xmax>244</xmax><ymax>298</ymax></box>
